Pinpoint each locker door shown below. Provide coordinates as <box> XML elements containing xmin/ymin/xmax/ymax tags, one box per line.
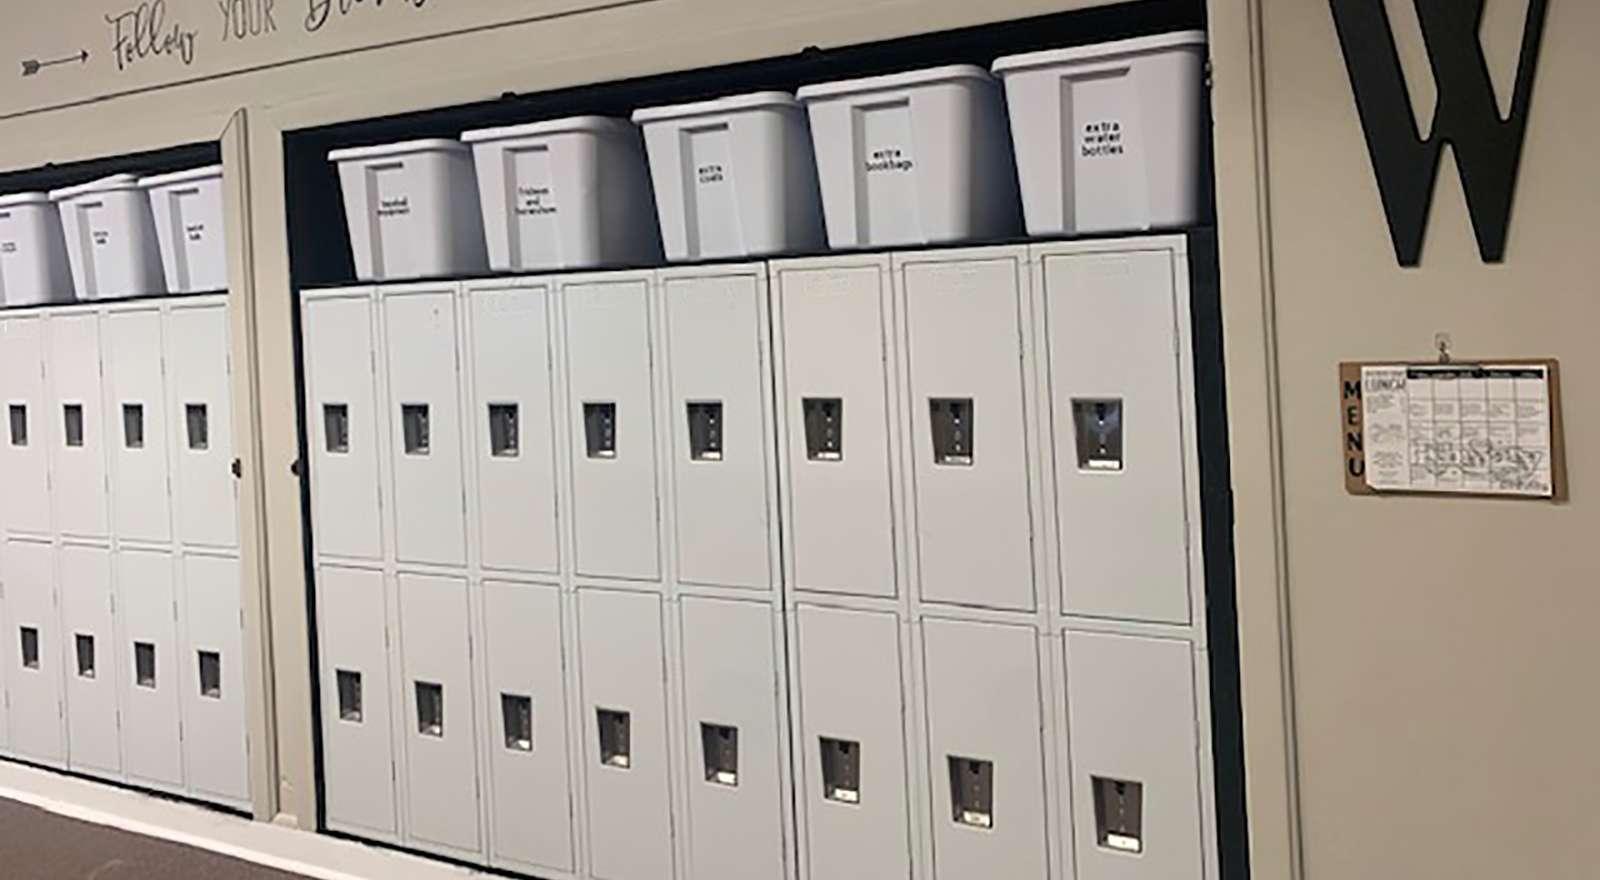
<box><xmin>774</xmin><ymin>262</ymin><xmax>897</xmax><ymax>598</ymax></box>
<box><xmin>795</xmin><ymin>605</ymin><xmax>912</xmax><ymax>880</ymax></box>
<box><xmin>0</xmin><ymin>316</ymin><xmax>50</xmax><ymax>537</ymax></box>
<box><xmin>59</xmin><ymin>544</ymin><xmax>120</xmax><ymax>777</ymax></box>
<box><xmin>564</xmin><ymin>277</ymin><xmax>661</xmax><ymax>582</ymax></box>
<box><xmin>679</xmin><ymin>597</ymin><xmax>788</xmax><ymax>880</ymax></box>
<box><xmin>397</xmin><ymin>573</ymin><xmax>481</xmax><ymax>859</ymax></box>
<box><xmin>900</xmin><ymin>255</ymin><xmax>1036</xmax><ymax>612</ymax></box>
<box><xmin>467</xmin><ymin>285</ymin><xmax>560</xmax><ymax>575</ymax></box>
<box><xmin>48</xmin><ymin>312</ymin><xmax>109</xmax><ymax>540</ymax></box>
<box><xmin>104</xmin><ymin>309</ymin><xmax>173</xmax><ymax>544</ymax></box>
<box><xmin>3</xmin><ymin>539</ymin><xmax>64</xmax><ymax>765</ymax></box>
<box><xmin>383</xmin><ymin>290</ymin><xmax>467</xmax><ymax>568</ymax></box>
<box><xmin>302</xmin><ymin>294</ymin><xmax>383</xmax><ymax>561</ymax></box>
<box><xmin>1042</xmin><ymin>249</ymin><xmax>1193</xmax><ymax>624</ymax></box>
<box><xmin>318</xmin><ymin>565</ymin><xmax>398</xmax><ymax>838</ymax></box>
<box><xmin>180</xmin><ymin>553</ymin><xmax>249</xmax><ymax>807</ymax></box>
<box><xmin>116</xmin><ymin>548</ymin><xmax>183</xmax><ymax>789</ymax></box>
<box><xmin>662</xmin><ymin>270</ymin><xmax>774</xmax><ymax>591</ymax></box>
<box><xmin>578</xmin><ymin>589</ymin><xmax>674</xmax><ymax>880</ymax></box>
<box><xmin>921</xmin><ymin>619</ymin><xmax>1049</xmax><ymax>879</ymax></box>
<box><xmin>167</xmin><ymin>302</ymin><xmax>238</xmax><ymax>550</ymax></box>
<box><xmin>482</xmin><ymin>581</ymin><xmax>573</xmax><ymax>874</ymax></box>
<box><xmin>1065</xmin><ymin>632</ymin><xmax>1205</xmax><ymax>880</ymax></box>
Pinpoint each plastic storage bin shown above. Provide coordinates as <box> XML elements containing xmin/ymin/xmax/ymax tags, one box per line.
<box><xmin>328</xmin><ymin>139</ymin><xmax>488</xmax><ymax>281</ymax></box>
<box><xmin>140</xmin><ymin>165</ymin><xmax>228</xmax><ymax>294</ymax></box>
<box><xmin>993</xmin><ymin>31</ymin><xmax>1209</xmax><ymax>235</ymax></box>
<box><xmin>462</xmin><ymin>117</ymin><xmax>661</xmax><ymax>272</ymax></box>
<box><xmin>49</xmin><ymin>174</ymin><xmax>168</xmax><ymax>301</ymax></box>
<box><xmin>0</xmin><ymin>193</ymin><xmax>75</xmax><ymax>306</ymax></box>
<box><xmin>797</xmin><ymin>66</ymin><xmax>1020</xmax><ymax>249</ymax></box>
<box><xmin>633</xmin><ymin>92</ymin><xmax>824</xmax><ymax>261</ymax></box>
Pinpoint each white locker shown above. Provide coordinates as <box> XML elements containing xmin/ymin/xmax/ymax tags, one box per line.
<box><xmin>180</xmin><ymin>553</ymin><xmax>249</xmax><ymax>807</ymax></box>
<box><xmin>383</xmin><ymin>289</ymin><xmax>467</xmax><ymax>568</ymax></box>
<box><xmin>898</xmin><ymin>253</ymin><xmax>1036</xmax><ymax>612</ymax></box>
<box><xmin>481</xmin><ymin>580</ymin><xmax>573</xmax><ymax>874</ymax></box>
<box><xmin>1041</xmin><ymin>248</ymin><xmax>1194</xmax><ymax>624</ymax></box>
<box><xmin>59</xmin><ymin>544</ymin><xmax>120</xmax><ymax>777</ymax></box>
<box><xmin>166</xmin><ymin>300</ymin><xmax>239</xmax><ymax>550</ymax></box>
<box><xmin>921</xmin><ymin>619</ymin><xmax>1049</xmax><ymax>880</ymax></box>
<box><xmin>679</xmin><ymin>597</ymin><xmax>789</xmax><ymax>880</ymax></box>
<box><xmin>563</xmin><ymin>276</ymin><xmax>662</xmax><ymax>582</ymax></box>
<box><xmin>3</xmin><ymin>539</ymin><xmax>65</xmax><ymax>765</ymax></box>
<box><xmin>397</xmin><ymin>573</ymin><xmax>481</xmax><ymax>859</ymax></box>
<box><xmin>794</xmin><ymin>605</ymin><xmax>913</xmax><ymax>880</ymax></box>
<box><xmin>773</xmin><ymin>261</ymin><xmax>898</xmax><ymax>599</ymax></box>
<box><xmin>467</xmin><ymin>285</ymin><xmax>561</xmax><ymax>575</ymax></box>
<box><xmin>104</xmin><ymin>308</ymin><xmax>174</xmax><ymax>544</ymax></box>
<box><xmin>48</xmin><ymin>312</ymin><xmax>110</xmax><ymax>540</ymax></box>
<box><xmin>578</xmin><ymin>589</ymin><xmax>674</xmax><ymax>880</ymax></box>
<box><xmin>116</xmin><ymin>548</ymin><xmax>183</xmax><ymax>789</ymax></box>
<box><xmin>0</xmin><ymin>316</ymin><xmax>50</xmax><ymax>537</ymax></box>
<box><xmin>661</xmin><ymin>269</ymin><xmax>775</xmax><ymax>591</ymax></box>
<box><xmin>303</xmin><ymin>293</ymin><xmax>383</xmax><ymax>561</ymax></box>
<box><xmin>1065</xmin><ymin>631</ymin><xmax>1205</xmax><ymax>880</ymax></box>
<box><xmin>318</xmin><ymin>565</ymin><xmax>398</xmax><ymax>839</ymax></box>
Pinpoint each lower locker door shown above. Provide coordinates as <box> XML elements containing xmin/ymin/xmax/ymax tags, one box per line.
<box><xmin>318</xmin><ymin>565</ymin><xmax>398</xmax><ymax>838</ymax></box>
<box><xmin>59</xmin><ymin>545</ymin><xmax>120</xmax><ymax>777</ymax></box>
<box><xmin>481</xmin><ymin>581</ymin><xmax>574</xmax><ymax>874</ymax></box>
<box><xmin>181</xmin><ymin>554</ymin><xmax>249</xmax><ymax>807</ymax></box>
<box><xmin>922</xmin><ymin>619</ymin><xmax>1049</xmax><ymax>879</ymax></box>
<box><xmin>578</xmin><ymin>589</ymin><xmax>674</xmax><ymax>880</ymax></box>
<box><xmin>679</xmin><ymin>597</ymin><xmax>789</xmax><ymax>880</ymax></box>
<box><xmin>795</xmin><ymin>605</ymin><xmax>913</xmax><ymax>880</ymax></box>
<box><xmin>117</xmin><ymin>549</ymin><xmax>184</xmax><ymax>789</ymax></box>
<box><xmin>3</xmin><ymin>540</ymin><xmax>64</xmax><ymax>765</ymax></box>
<box><xmin>397</xmin><ymin>574</ymin><xmax>482</xmax><ymax>859</ymax></box>
<box><xmin>1065</xmin><ymin>631</ymin><xmax>1205</xmax><ymax>880</ymax></box>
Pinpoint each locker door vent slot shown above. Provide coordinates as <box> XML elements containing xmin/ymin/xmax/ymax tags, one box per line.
<box><xmin>802</xmin><ymin>397</ymin><xmax>843</xmax><ymax>461</ymax></box>
<box><xmin>123</xmin><ymin>403</ymin><xmax>145</xmax><ymax>449</ymax></box>
<box><xmin>820</xmin><ymin>737</ymin><xmax>861</xmax><ymax>804</ymax></box>
<box><xmin>686</xmin><ymin>401</ymin><xmax>724</xmax><ymax>461</ymax></box>
<box><xmin>198</xmin><ymin>650</ymin><xmax>222</xmax><ymax>699</ymax></box>
<box><xmin>75</xmin><ymin>634</ymin><xmax>96</xmax><ymax>679</ymax></box>
<box><xmin>1092</xmin><ymin>776</ymin><xmax>1144</xmax><ymax>854</ymax></box>
<box><xmin>598</xmin><ymin>708</ymin><xmax>631</xmax><ymax>768</ymax></box>
<box><xmin>134</xmin><ymin>642</ymin><xmax>157</xmax><ymax>688</ymax></box>
<box><xmin>185</xmin><ymin>403</ymin><xmax>210</xmax><ymax>451</ymax></box>
<box><xmin>583</xmin><ymin>402</ymin><xmax>617</xmax><ymax>459</ymax></box>
<box><xmin>415</xmin><ymin>681</ymin><xmax>444</xmax><ymax>737</ymax></box>
<box><xmin>948</xmin><ymin>756</ymin><xmax>995</xmax><ymax>829</ymax></box>
<box><xmin>929</xmin><ymin>398</ymin><xmax>974</xmax><ymax>466</ymax></box>
<box><xmin>488</xmin><ymin>404</ymin><xmax>520</xmax><ymax>458</ymax></box>
<box><xmin>401</xmin><ymin>404</ymin><xmax>431</xmax><ymax>456</ymax></box>
<box><xmin>1072</xmin><ymin>399</ymin><xmax>1124</xmax><ymax>471</ymax></box>
<box><xmin>7</xmin><ymin>404</ymin><xmax>26</xmax><ymax>447</ymax></box>
<box><xmin>701</xmin><ymin>723</ymin><xmax>739</xmax><ymax>787</ymax></box>
<box><xmin>336</xmin><ymin>669</ymin><xmax>363</xmax><ymax>722</ymax></box>
<box><xmin>20</xmin><ymin>627</ymin><xmax>40</xmax><ymax>670</ymax></box>
<box><xmin>324</xmin><ymin>404</ymin><xmax>350</xmax><ymax>453</ymax></box>
<box><xmin>502</xmin><ymin>693</ymin><xmax>534</xmax><ymax>751</ymax></box>
<box><xmin>63</xmin><ymin>403</ymin><xmax>85</xmax><ymax>448</ymax></box>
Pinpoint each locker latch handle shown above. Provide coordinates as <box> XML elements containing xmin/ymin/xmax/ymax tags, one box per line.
<box><xmin>687</xmin><ymin>401</ymin><xmax>723</xmax><ymax>461</ymax></box>
<box><xmin>1093</xmin><ymin>776</ymin><xmax>1144</xmax><ymax>854</ymax></box>
<box><xmin>1072</xmin><ymin>398</ymin><xmax>1124</xmax><ymax>472</ymax></box>
<box><xmin>949</xmin><ymin>756</ymin><xmax>995</xmax><ymax>829</ymax></box>
<box><xmin>802</xmin><ymin>397</ymin><xmax>843</xmax><ymax>461</ymax></box>
<box><xmin>401</xmin><ymin>404</ymin><xmax>431</xmax><ymax>456</ymax></box>
<box><xmin>502</xmin><ymin>693</ymin><xmax>534</xmax><ymax>751</ymax></box>
<box><xmin>584</xmin><ymin>403</ymin><xmax>618</xmax><ymax>460</ymax></box>
<box><xmin>416</xmin><ymin>681</ymin><xmax>445</xmax><ymax>737</ymax></box>
<box><xmin>598</xmin><ymin>708</ymin><xmax>632</xmax><ymax>768</ymax></box>
<box><xmin>702</xmin><ymin>723</ymin><xmax>740</xmax><ymax>787</ymax></box>
<box><xmin>820</xmin><ymin>737</ymin><xmax>861</xmax><ymax>804</ymax></box>
<box><xmin>929</xmin><ymin>398</ymin><xmax>974</xmax><ymax>466</ymax></box>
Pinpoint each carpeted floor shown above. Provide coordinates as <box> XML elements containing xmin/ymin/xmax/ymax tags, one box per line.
<box><xmin>0</xmin><ymin>797</ymin><xmax>311</xmax><ymax>880</ymax></box>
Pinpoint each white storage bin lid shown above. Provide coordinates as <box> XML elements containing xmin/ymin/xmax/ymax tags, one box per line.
<box><xmin>796</xmin><ymin>64</ymin><xmax>994</xmax><ymax>101</ymax></box>
<box><xmin>0</xmin><ymin>192</ymin><xmax>52</xmax><ymax>208</ymax></box>
<box><xmin>461</xmin><ymin>116</ymin><xmax>634</xmax><ymax>144</ymax></box>
<box><xmin>992</xmin><ymin>30</ymin><xmax>1208</xmax><ymax>74</ymax></box>
<box><xmin>48</xmin><ymin>173</ymin><xmax>142</xmax><ymax>202</ymax></box>
<box><xmin>631</xmin><ymin>91</ymin><xmax>801</xmax><ymax>124</ymax></box>
<box><xmin>138</xmin><ymin>164</ymin><xmax>224</xmax><ymax>189</ymax></box>
<box><xmin>327</xmin><ymin>138</ymin><xmax>469</xmax><ymax>163</ymax></box>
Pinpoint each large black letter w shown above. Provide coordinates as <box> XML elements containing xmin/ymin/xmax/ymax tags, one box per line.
<box><xmin>1330</xmin><ymin>0</ymin><xmax>1548</xmax><ymax>266</ymax></box>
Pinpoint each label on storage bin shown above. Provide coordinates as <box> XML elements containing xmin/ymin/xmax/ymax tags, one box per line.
<box><xmin>0</xmin><ymin>241</ymin><xmax>17</xmax><ymax>255</ymax></box>
<box><xmin>185</xmin><ymin>222</ymin><xmax>207</xmax><ymax>243</ymax></box>
<box><xmin>858</xmin><ymin>101</ymin><xmax>921</xmax><ymax>244</ymax></box>
<box><xmin>92</xmin><ymin>228</ymin><xmax>114</xmax><ymax>247</ymax></box>
<box><xmin>377</xmin><ymin>196</ymin><xmax>412</xmax><ymax>219</ymax></box>
<box><xmin>1080</xmin><ymin>120</ymin><xmax>1126</xmax><ymax>158</ymax></box>
<box><xmin>510</xmin><ymin>145</ymin><xmax>561</xmax><ymax>265</ymax></box>
<box><xmin>1069</xmin><ymin>72</ymin><xmax>1142</xmax><ymax>231</ymax></box>
<box><xmin>686</xmin><ymin>124</ymin><xmax>740</xmax><ymax>256</ymax></box>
